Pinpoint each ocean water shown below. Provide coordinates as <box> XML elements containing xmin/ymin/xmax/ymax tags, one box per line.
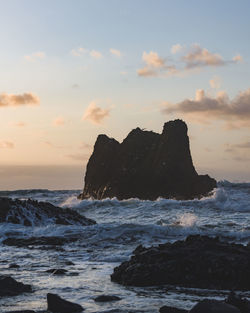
<box><xmin>0</xmin><ymin>181</ymin><xmax>250</xmax><ymax>312</ymax></box>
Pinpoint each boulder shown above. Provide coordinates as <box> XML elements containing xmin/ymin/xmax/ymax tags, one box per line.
<box><xmin>225</xmin><ymin>291</ymin><xmax>250</xmax><ymax>313</ymax></box>
<box><xmin>46</xmin><ymin>269</ymin><xmax>68</xmax><ymax>275</ymax></box>
<box><xmin>0</xmin><ymin>275</ymin><xmax>32</xmax><ymax>297</ymax></box>
<box><xmin>79</xmin><ymin>119</ymin><xmax>216</xmax><ymax>200</ymax></box>
<box><xmin>189</xmin><ymin>299</ymin><xmax>240</xmax><ymax>313</ymax></box>
<box><xmin>94</xmin><ymin>295</ymin><xmax>121</xmax><ymax>302</ymax></box>
<box><xmin>47</xmin><ymin>293</ymin><xmax>84</xmax><ymax>312</ymax></box>
<box><xmin>111</xmin><ymin>235</ymin><xmax>250</xmax><ymax>290</ymax></box>
<box><xmin>0</xmin><ymin>197</ymin><xmax>96</xmax><ymax>226</ymax></box>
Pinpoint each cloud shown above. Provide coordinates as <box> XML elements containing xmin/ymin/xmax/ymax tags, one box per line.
<box><xmin>0</xmin><ymin>141</ymin><xmax>14</xmax><ymax>149</ymax></box>
<box><xmin>71</xmin><ymin>47</ymin><xmax>87</xmax><ymax>56</ymax></box>
<box><xmin>182</xmin><ymin>44</ymin><xmax>225</xmax><ymax>68</ymax></box>
<box><xmin>171</xmin><ymin>44</ymin><xmax>183</xmax><ymax>54</ymax></box>
<box><xmin>66</xmin><ymin>153</ymin><xmax>90</xmax><ymax>161</ymax></box>
<box><xmin>80</xmin><ymin>142</ymin><xmax>92</xmax><ymax>149</ymax></box>
<box><xmin>137</xmin><ymin>51</ymin><xmax>177</xmax><ymax>77</ymax></box>
<box><xmin>53</xmin><ymin>116</ymin><xmax>65</xmax><ymax>126</ymax></box>
<box><xmin>110</xmin><ymin>48</ymin><xmax>122</xmax><ymax>57</ymax></box>
<box><xmin>14</xmin><ymin>122</ymin><xmax>26</xmax><ymax>127</ymax></box>
<box><xmin>162</xmin><ymin>87</ymin><xmax>250</xmax><ymax>128</ymax></box>
<box><xmin>209</xmin><ymin>76</ymin><xmax>221</xmax><ymax>89</ymax></box>
<box><xmin>137</xmin><ymin>44</ymin><xmax>243</xmax><ymax>78</ymax></box>
<box><xmin>0</xmin><ymin>93</ymin><xmax>40</xmax><ymax>107</ymax></box>
<box><xmin>89</xmin><ymin>50</ymin><xmax>103</xmax><ymax>59</ymax></box>
<box><xmin>25</xmin><ymin>51</ymin><xmax>46</xmax><ymax>61</ymax></box>
<box><xmin>82</xmin><ymin>101</ymin><xmax>110</xmax><ymax>125</ymax></box>
<box><xmin>72</xmin><ymin>84</ymin><xmax>80</xmax><ymax>88</ymax></box>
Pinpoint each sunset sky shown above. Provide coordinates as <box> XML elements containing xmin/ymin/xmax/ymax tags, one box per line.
<box><xmin>1</xmin><ymin>0</ymin><xmax>250</xmax><ymax>189</ymax></box>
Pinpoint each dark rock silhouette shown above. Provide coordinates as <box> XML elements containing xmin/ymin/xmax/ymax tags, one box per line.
<box><xmin>189</xmin><ymin>299</ymin><xmax>240</xmax><ymax>313</ymax></box>
<box><xmin>94</xmin><ymin>295</ymin><xmax>121</xmax><ymax>302</ymax></box>
<box><xmin>111</xmin><ymin>235</ymin><xmax>250</xmax><ymax>290</ymax></box>
<box><xmin>159</xmin><ymin>306</ymin><xmax>188</xmax><ymax>313</ymax></box>
<box><xmin>47</xmin><ymin>293</ymin><xmax>84</xmax><ymax>312</ymax></box>
<box><xmin>0</xmin><ymin>197</ymin><xmax>96</xmax><ymax>226</ymax></box>
<box><xmin>79</xmin><ymin>119</ymin><xmax>216</xmax><ymax>200</ymax></box>
<box><xmin>0</xmin><ymin>275</ymin><xmax>32</xmax><ymax>297</ymax></box>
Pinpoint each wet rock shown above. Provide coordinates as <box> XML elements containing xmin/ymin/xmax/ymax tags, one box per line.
<box><xmin>3</xmin><ymin>236</ymin><xmax>79</xmax><ymax>248</ymax></box>
<box><xmin>225</xmin><ymin>291</ymin><xmax>250</xmax><ymax>313</ymax></box>
<box><xmin>111</xmin><ymin>235</ymin><xmax>250</xmax><ymax>290</ymax></box>
<box><xmin>94</xmin><ymin>295</ymin><xmax>121</xmax><ymax>302</ymax></box>
<box><xmin>46</xmin><ymin>268</ymin><xmax>68</xmax><ymax>275</ymax></box>
<box><xmin>0</xmin><ymin>197</ymin><xmax>96</xmax><ymax>226</ymax></box>
<box><xmin>189</xmin><ymin>299</ymin><xmax>240</xmax><ymax>313</ymax></box>
<box><xmin>4</xmin><ymin>311</ymin><xmax>36</xmax><ymax>313</ymax></box>
<box><xmin>159</xmin><ymin>306</ymin><xmax>188</xmax><ymax>313</ymax></box>
<box><xmin>79</xmin><ymin>119</ymin><xmax>216</xmax><ymax>200</ymax></box>
<box><xmin>47</xmin><ymin>293</ymin><xmax>84</xmax><ymax>312</ymax></box>
<box><xmin>9</xmin><ymin>263</ymin><xmax>20</xmax><ymax>268</ymax></box>
<box><xmin>0</xmin><ymin>275</ymin><xmax>32</xmax><ymax>297</ymax></box>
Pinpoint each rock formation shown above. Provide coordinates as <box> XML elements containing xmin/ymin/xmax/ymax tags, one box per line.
<box><xmin>111</xmin><ymin>235</ymin><xmax>250</xmax><ymax>290</ymax></box>
<box><xmin>0</xmin><ymin>197</ymin><xmax>96</xmax><ymax>226</ymax></box>
<box><xmin>79</xmin><ymin>119</ymin><xmax>216</xmax><ymax>200</ymax></box>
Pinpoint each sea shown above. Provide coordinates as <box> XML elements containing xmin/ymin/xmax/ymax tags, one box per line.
<box><xmin>0</xmin><ymin>181</ymin><xmax>250</xmax><ymax>312</ymax></box>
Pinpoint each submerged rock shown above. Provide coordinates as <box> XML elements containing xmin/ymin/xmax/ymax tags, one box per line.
<box><xmin>225</xmin><ymin>292</ymin><xmax>250</xmax><ymax>313</ymax></box>
<box><xmin>0</xmin><ymin>275</ymin><xmax>32</xmax><ymax>297</ymax></box>
<box><xmin>46</xmin><ymin>268</ymin><xmax>68</xmax><ymax>275</ymax></box>
<box><xmin>47</xmin><ymin>293</ymin><xmax>84</xmax><ymax>312</ymax></box>
<box><xmin>111</xmin><ymin>235</ymin><xmax>250</xmax><ymax>290</ymax></box>
<box><xmin>94</xmin><ymin>295</ymin><xmax>121</xmax><ymax>302</ymax></box>
<box><xmin>0</xmin><ymin>197</ymin><xmax>96</xmax><ymax>226</ymax></box>
<box><xmin>189</xmin><ymin>299</ymin><xmax>240</xmax><ymax>313</ymax></box>
<box><xmin>79</xmin><ymin>119</ymin><xmax>216</xmax><ymax>200</ymax></box>
<box><xmin>159</xmin><ymin>306</ymin><xmax>188</xmax><ymax>313</ymax></box>
<box><xmin>3</xmin><ymin>236</ymin><xmax>79</xmax><ymax>248</ymax></box>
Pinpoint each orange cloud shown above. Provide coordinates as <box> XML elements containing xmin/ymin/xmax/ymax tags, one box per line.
<box><xmin>0</xmin><ymin>141</ymin><xmax>14</xmax><ymax>149</ymax></box>
<box><xmin>82</xmin><ymin>101</ymin><xmax>110</xmax><ymax>125</ymax></box>
<box><xmin>89</xmin><ymin>50</ymin><xmax>103</xmax><ymax>59</ymax></box>
<box><xmin>53</xmin><ymin>116</ymin><xmax>65</xmax><ymax>126</ymax></box>
<box><xmin>0</xmin><ymin>93</ymin><xmax>39</xmax><ymax>107</ymax></box>
<box><xmin>25</xmin><ymin>51</ymin><xmax>46</xmax><ymax>61</ymax></box>
<box><xmin>137</xmin><ymin>44</ymin><xmax>243</xmax><ymax>78</ymax></box>
<box><xmin>110</xmin><ymin>48</ymin><xmax>122</xmax><ymax>57</ymax></box>
<box><xmin>162</xmin><ymin>87</ymin><xmax>250</xmax><ymax>128</ymax></box>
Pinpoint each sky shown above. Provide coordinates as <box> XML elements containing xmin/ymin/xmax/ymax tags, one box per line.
<box><xmin>0</xmin><ymin>0</ymin><xmax>250</xmax><ymax>189</ymax></box>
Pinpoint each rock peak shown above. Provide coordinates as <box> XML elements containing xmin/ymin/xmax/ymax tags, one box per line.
<box><xmin>79</xmin><ymin>120</ymin><xmax>216</xmax><ymax>200</ymax></box>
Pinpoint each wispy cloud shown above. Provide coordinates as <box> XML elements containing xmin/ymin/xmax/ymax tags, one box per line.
<box><xmin>0</xmin><ymin>93</ymin><xmax>39</xmax><ymax>107</ymax></box>
<box><xmin>89</xmin><ymin>50</ymin><xmax>103</xmax><ymax>59</ymax></box>
<box><xmin>79</xmin><ymin>142</ymin><xmax>92</xmax><ymax>150</ymax></box>
<box><xmin>25</xmin><ymin>51</ymin><xmax>46</xmax><ymax>61</ymax></box>
<box><xmin>162</xmin><ymin>87</ymin><xmax>250</xmax><ymax>128</ymax></box>
<box><xmin>66</xmin><ymin>153</ymin><xmax>90</xmax><ymax>162</ymax></box>
<box><xmin>209</xmin><ymin>76</ymin><xmax>221</xmax><ymax>89</ymax></box>
<box><xmin>53</xmin><ymin>116</ymin><xmax>65</xmax><ymax>126</ymax></box>
<box><xmin>71</xmin><ymin>47</ymin><xmax>87</xmax><ymax>56</ymax></box>
<box><xmin>171</xmin><ymin>44</ymin><xmax>183</xmax><ymax>54</ymax></box>
<box><xmin>137</xmin><ymin>44</ymin><xmax>243</xmax><ymax>78</ymax></box>
<box><xmin>82</xmin><ymin>101</ymin><xmax>110</xmax><ymax>125</ymax></box>
<box><xmin>110</xmin><ymin>48</ymin><xmax>122</xmax><ymax>57</ymax></box>
<box><xmin>0</xmin><ymin>141</ymin><xmax>14</xmax><ymax>149</ymax></box>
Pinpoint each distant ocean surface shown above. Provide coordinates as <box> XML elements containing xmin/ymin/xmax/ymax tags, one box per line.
<box><xmin>0</xmin><ymin>181</ymin><xmax>250</xmax><ymax>312</ymax></box>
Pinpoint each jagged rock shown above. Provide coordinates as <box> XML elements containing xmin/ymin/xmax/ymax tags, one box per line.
<box><xmin>0</xmin><ymin>275</ymin><xmax>32</xmax><ymax>297</ymax></box>
<box><xmin>189</xmin><ymin>299</ymin><xmax>240</xmax><ymax>313</ymax></box>
<box><xmin>46</xmin><ymin>269</ymin><xmax>68</xmax><ymax>275</ymax></box>
<box><xmin>159</xmin><ymin>306</ymin><xmax>188</xmax><ymax>313</ymax></box>
<box><xmin>0</xmin><ymin>197</ymin><xmax>96</xmax><ymax>226</ymax></box>
<box><xmin>79</xmin><ymin>120</ymin><xmax>216</xmax><ymax>200</ymax></box>
<box><xmin>3</xmin><ymin>236</ymin><xmax>79</xmax><ymax>248</ymax></box>
<box><xmin>225</xmin><ymin>291</ymin><xmax>250</xmax><ymax>313</ymax></box>
<box><xmin>94</xmin><ymin>295</ymin><xmax>121</xmax><ymax>302</ymax></box>
<box><xmin>47</xmin><ymin>293</ymin><xmax>84</xmax><ymax>312</ymax></box>
<box><xmin>111</xmin><ymin>235</ymin><xmax>250</xmax><ymax>290</ymax></box>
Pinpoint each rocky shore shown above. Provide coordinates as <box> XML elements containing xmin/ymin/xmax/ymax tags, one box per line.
<box><xmin>0</xmin><ymin>197</ymin><xmax>96</xmax><ymax>226</ymax></box>
<box><xmin>111</xmin><ymin>235</ymin><xmax>250</xmax><ymax>290</ymax></box>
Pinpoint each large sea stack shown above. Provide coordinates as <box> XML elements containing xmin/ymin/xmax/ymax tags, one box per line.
<box><xmin>79</xmin><ymin>119</ymin><xmax>216</xmax><ymax>200</ymax></box>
